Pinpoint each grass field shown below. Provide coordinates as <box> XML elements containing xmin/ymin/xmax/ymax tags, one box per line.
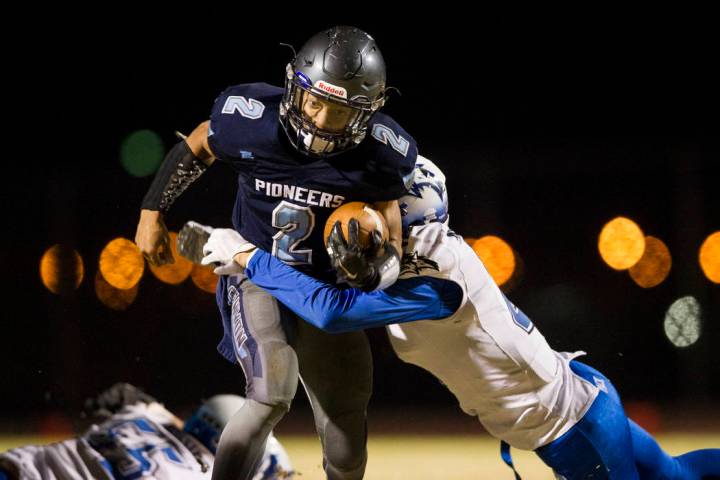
<box><xmin>3</xmin><ymin>432</ymin><xmax>718</xmax><ymax>479</ymax></box>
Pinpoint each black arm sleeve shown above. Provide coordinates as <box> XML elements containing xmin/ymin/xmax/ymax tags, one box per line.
<box><xmin>140</xmin><ymin>141</ymin><xmax>208</xmax><ymax>212</ymax></box>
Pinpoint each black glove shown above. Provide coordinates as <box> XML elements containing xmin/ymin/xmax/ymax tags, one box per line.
<box><xmin>83</xmin><ymin>383</ymin><xmax>158</xmax><ymax>418</ymax></box>
<box><xmin>327</xmin><ymin>219</ymin><xmax>400</xmax><ymax>291</ymax></box>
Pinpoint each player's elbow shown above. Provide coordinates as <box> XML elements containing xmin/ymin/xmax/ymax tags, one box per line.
<box><xmin>187</xmin><ymin>120</ymin><xmax>216</xmax><ymax>165</ymax></box>
<box><xmin>316</xmin><ymin>310</ymin><xmax>352</xmax><ymax>334</ymax></box>
<box><xmin>316</xmin><ymin>312</ymin><xmax>342</xmax><ymax>333</ymax></box>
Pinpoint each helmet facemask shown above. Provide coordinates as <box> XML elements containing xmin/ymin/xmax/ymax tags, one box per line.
<box><xmin>280</xmin><ymin>64</ymin><xmax>386</xmax><ymax>157</ymax></box>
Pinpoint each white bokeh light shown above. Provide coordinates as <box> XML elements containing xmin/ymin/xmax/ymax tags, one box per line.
<box><xmin>663</xmin><ymin>296</ymin><xmax>702</xmax><ymax>348</ymax></box>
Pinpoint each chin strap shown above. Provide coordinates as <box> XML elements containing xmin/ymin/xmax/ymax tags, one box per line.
<box><xmin>300</xmin><ymin>129</ymin><xmax>337</xmax><ymax>154</ymax></box>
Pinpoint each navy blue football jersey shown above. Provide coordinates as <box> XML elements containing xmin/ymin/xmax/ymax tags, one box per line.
<box><xmin>208</xmin><ymin>83</ymin><xmax>417</xmax><ymax>277</ymax></box>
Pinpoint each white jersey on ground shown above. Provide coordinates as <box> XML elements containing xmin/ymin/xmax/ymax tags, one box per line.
<box><xmin>0</xmin><ymin>403</ymin><xmax>290</xmax><ymax>480</ymax></box>
<box><xmin>387</xmin><ymin>221</ymin><xmax>599</xmax><ymax>450</ymax></box>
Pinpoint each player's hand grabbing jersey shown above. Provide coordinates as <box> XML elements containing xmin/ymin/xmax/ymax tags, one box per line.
<box><xmin>208</xmin><ymin>83</ymin><xmax>416</xmax><ymax>277</ymax></box>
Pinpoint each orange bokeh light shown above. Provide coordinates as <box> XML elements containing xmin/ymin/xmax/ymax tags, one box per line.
<box><xmin>148</xmin><ymin>232</ymin><xmax>193</xmax><ymax>285</ymax></box>
<box><xmin>99</xmin><ymin>238</ymin><xmax>145</xmax><ymax>290</ymax></box>
<box><xmin>699</xmin><ymin>231</ymin><xmax>720</xmax><ymax>284</ymax></box>
<box><xmin>191</xmin><ymin>264</ymin><xmax>219</xmax><ymax>294</ymax></box>
<box><xmin>39</xmin><ymin>245</ymin><xmax>84</xmax><ymax>295</ymax></box>
<box><xmin>95</xmin><ymin>270</ymin><xmax>138</xmax><ymax>311</ymax></box>
<box><xmin>629</xmin><ymin>236</ymin><xmax>672</xmax><ymax>288</ymax></box>
<box><xmin>472</xmin><ymin>236</ymin><xmax>516</xmax><ymax>286</ymax></box>
<box><xmin>598</xmin><ymin>217</ymin><xmax>645</xmax><ymax>270</ymax></box>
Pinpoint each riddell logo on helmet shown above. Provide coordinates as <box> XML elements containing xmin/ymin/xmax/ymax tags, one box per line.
<box><xmin>315</xmin><ymin>81</ymin><xmax>347</xmax><ymax>99</ymax></box>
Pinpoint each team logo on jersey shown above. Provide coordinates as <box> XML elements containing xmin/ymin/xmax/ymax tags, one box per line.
<box><xmin>400</xmin><ymin>251</ymin><xmax>439</xmax><ymax>276</ymax></box>
<box><xmin>222</xmin><ymin>96</ymin><xmax>265</xmax><ymax>119</ymax></box>
<box><xmin>314</xmin><ymin>80</ymin><xmax>347</xmax><ymax>99</ymax></box>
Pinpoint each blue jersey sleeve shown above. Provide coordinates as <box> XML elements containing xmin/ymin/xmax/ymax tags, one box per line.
<box><xmin>207</xmin><ymin>83</ymin><xmax>284</xmax><ymax>167</ymax></box>
<box><xmin>361</xmin><ymin>112</ymin><xmax>418</xmax><ymax>198</ymax></box>
<box><xmin>245</xmin><ymin>250</ymin><xmax>462</xmax><ymax>333</ymax></box>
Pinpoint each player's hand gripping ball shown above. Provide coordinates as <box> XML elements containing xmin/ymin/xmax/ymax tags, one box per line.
<box><xmin>324</xmin><ymin>203</ymin><xmax>396</xmax><ymax>291</ymax></box>
<box><xmin>323</xmin><ymin>202</ymin><xmax>389</xmax><ymax>249</ymax></box>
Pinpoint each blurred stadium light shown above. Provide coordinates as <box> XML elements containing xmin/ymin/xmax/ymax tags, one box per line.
<box><xmin>598</xmin><ymin>216</ymin><xmax>645</xmax><ymax>270</ymax></box>
<box><xmin>699</xmin><ymin>231</ymin><xmax>720</xmax><ymax>284</ymax></box>
<box><xmin>472</xmin><ymin>236</ymin><xmax>515</xmax><ymax>287</ymax></box>
<box><xmin>95</xmin><ymin>270</ymin><xmax>138</xmax><ymax>311</ymax></box>
<box><xmin>39</xmin><ymin>244</ymin><xmax>84</xmax><ymax>295</ymax></box>
<box><xmin>628</xmin><ymin>236</ymin><xmax>672</xmax><ymax>288</ymax></box>
<box><xmin>191</xmin><ymin>263</ymin><xmax>218</xmax><ymax>294</ymax></box>
<box><xmin>148</xmin><ymin>232</ymin><xmax>193</xmax><ymax>285</ymax></box>
<box><xmin>664</xmin><ymin>296</ymin><xmax>702</xmax><ymax>348</ymax></box>
<box><xmin>120</xmin><ymin>130</ymin><xmax>165</xmax><ymax>178</ymax></box>
<box><xmin>98</xmin><ymin>238</ymin><xmax>145</xmax><ymax>290</ymax></box>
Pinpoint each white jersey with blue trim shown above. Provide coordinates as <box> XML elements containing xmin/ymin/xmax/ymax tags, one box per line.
<box><xmin>0</xmin><ymin>403</ymin><xmax>290</xmax><ymax>480</ymax></box>
<box><xmin>400</xmin><ymin>155</ymin><xmax>449</xmax><ymax>231</ymax></box>
<box><xmin>0</xmin><ymin>403</ymin><xmax>212</xmax><ymax>480</ymax></box>
<box><xmin>387</xmin><ymin>222</ymin><xmax>600</xmax><ymax>450</ymax></box>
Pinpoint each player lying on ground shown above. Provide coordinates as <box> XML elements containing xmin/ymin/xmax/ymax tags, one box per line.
<box><xmin>197</xmin><ymin>187</ymin><xmax>720</xmax><ymax>478</ymax></box>
<box><xmin>137</xmin><ymin>25</ymin><xmax>416</xmax><ymax>480</ymax></box>
<box><xmin>0</xmin><ymin>383</ymin><xmax>292</xmax><ymax>480</ymax></box>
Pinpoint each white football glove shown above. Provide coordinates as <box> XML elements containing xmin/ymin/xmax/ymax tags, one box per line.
<box><xmin>201</xmin><ymin>229</ymin><xmax>256</xmax><ymax>275</ymax></box>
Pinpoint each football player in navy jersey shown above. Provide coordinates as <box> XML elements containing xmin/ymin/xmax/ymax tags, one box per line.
<box><xmin>135</xmin><ymin>27</ymin><xmax>416</xmax><ymax>480</ymax></box>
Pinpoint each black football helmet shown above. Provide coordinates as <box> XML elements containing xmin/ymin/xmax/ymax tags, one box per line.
<box><xmin>280</xmin><ymin>26</ymin><xmax>387</xmax><ymax>157</ymax></box>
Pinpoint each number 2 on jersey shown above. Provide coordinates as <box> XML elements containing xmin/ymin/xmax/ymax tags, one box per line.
<box><xmin>272</xmin><ymin>201</ymin><xmax>315</xmax><ymax>265</ymax></box>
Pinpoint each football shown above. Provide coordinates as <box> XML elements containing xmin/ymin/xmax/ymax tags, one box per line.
<box><xmin>323</xmin><ymin>202</ymin><xmax>389</xmax><ymax>250</ymax></box>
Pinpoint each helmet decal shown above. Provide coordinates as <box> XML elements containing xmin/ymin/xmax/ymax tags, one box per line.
<box><xmin>295</xmin><ymin>71</ymin><xmax>312</xmax><ymax>89</ymax></box>
<box><xmin>314</xmin><ymin>80</ymin><xmax>348</xmax><ymax>99</ymax></box>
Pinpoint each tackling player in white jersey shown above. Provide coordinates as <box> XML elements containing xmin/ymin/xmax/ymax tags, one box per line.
<box><xmin>197</xmin><ymin>158</ymin><xmax>719</xmax><ymax>479</ymax></box>
<box><xmin>0</xmin><ymin>384</ymin><xmax>292</xmax><ymax>480</ymax></box>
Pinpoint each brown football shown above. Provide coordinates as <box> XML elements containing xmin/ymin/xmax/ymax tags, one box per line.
<box><xmin>323</xmin><ymin>202</ymin><xmax>389</xmax><ymax>250</ymax></box>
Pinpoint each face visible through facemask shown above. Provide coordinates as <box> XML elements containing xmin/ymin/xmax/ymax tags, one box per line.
<box><xmin>287</xmin><ymin>90</ymin><xmax>362</xmax><ymax>155</ymax></box>
<box><xmin>300</xmin><ymin>91</ymin><xmax>357</xmax><ymax>133</ymax></box>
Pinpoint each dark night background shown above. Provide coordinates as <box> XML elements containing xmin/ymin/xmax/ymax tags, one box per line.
<box><xmin>2</xmin><ymin>11</ymin><xmax>718</xmax><ymax>430</ymax></box>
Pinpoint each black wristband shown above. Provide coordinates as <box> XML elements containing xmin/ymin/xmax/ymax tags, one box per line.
<box><xmin>141</xmin><ymin>141</ymin><xmax>208</xmax><ymax>212</ymax></box>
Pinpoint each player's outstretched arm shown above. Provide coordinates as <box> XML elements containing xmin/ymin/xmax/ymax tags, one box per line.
<box><xmin>243</xmin><ymin>249</ymin><xmax>462</xmax><ymax>333</ymax></box>
<box><xmin>135</xmin><ymin>121</ymin><xmax>216</xmax><ymax>266</ymax></box>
